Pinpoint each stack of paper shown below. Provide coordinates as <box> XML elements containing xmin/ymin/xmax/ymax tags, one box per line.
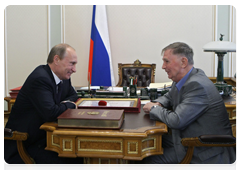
<box><xmin>80</xmin><ymin>86</ymin><xmax>100</xmax><ymax>90</ymax></box>
<box><xmin>148</xmin><ymin>82</ymin><xmax>172</xmax><ymax>89</ymax></box>
<box><xmin>107</xmin><ymin>87</ymin><xmax>128</xmax><ymax>91</ymax></box>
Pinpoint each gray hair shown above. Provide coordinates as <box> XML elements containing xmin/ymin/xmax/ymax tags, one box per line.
<box><xmin>161</xmin><ymin>42</ymin><xmax>194</xmax><ymax>65</ymax></box>
<box><xmin>47</xmin><ymin>43</ymin><xmax>75</xmax><ymax>63</ymax></box>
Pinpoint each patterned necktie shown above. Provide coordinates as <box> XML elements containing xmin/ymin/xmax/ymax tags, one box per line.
<box><xmin>56</xmin><ymin>82</ymin><xmax>63</xmax><ymax>103</ymax></box>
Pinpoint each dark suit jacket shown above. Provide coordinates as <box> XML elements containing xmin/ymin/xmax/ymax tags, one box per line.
<box><xmin>5</xmin><ymin>64</ymin><xmax>78</xmax><ymax>163</ymax></box>
<box><xmin>150</xmin><ymin>68</ymin><xmax>235</xmax><ymax>163</ymax></box>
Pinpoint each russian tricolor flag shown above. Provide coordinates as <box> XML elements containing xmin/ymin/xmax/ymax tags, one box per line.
<box><xmin>88</xmin><ymin>5</ymin><xmax>115</xmax><ymax>86</ymax></box>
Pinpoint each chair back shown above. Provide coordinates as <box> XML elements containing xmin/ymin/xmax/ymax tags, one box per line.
<box><xmin>116</xmin><ymin>59</ymin><xmax>156</xmax><ymax>87</ymax></box>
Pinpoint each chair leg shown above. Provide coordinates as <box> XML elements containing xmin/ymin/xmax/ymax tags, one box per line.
<box><xmin>16</xmin><ymin>140</ymin><xmax>35</xmax><ymax>164</ymax></box>
<box><xmin>179</xmin><ymin>146</ymin><xmax>195</xmax><ymax>164</ymax></box>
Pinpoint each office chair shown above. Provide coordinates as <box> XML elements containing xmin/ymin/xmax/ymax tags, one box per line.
<box><xmin>180</xmin><ymin>134</ymin><xmax>236</xmax><ymax>164</ymax></box>
<box><xmin>4</xmin><ymin>128</ymin><xmax>35</xmax><ymax>164</ymax></box>
<box><xmin>116</xmin><ymin>59</ymin><xmax>156</xmax><ymax>87</ymax></box>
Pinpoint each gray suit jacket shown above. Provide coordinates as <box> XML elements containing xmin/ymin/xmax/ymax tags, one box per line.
<box><xmin>150</xmin><ymin>68</ymin><xmax>235</xmax><ymax>163</ymax></box>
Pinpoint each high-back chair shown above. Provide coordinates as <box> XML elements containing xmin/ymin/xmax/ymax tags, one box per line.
<box><xmin>116</xmin><ymin>59</ymin><xmax>156</xmax><ymax>87</ymax></box>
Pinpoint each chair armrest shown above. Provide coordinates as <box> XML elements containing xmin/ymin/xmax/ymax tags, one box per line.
<box><xmin>182</xmin><ymin>135</ymin><xmax>236</xmax><ymax>147</ymax></box>
<box><xmin>4</xmin><ymin>128</ymin><xmax>13</xmax><ymax>137</ymax></box>
<box><xmin>4</xmin><ymin>128</ymin><xmax>34</xmax><ymax>164</ymax></box>
<box><xmin>180</xmin><ymin>135</ymin><xmax>236</xmax><ymax>164</ymax></box>
<box><xmin>4</xmin><ymin>130</ymin><xmax>28</xmax><ymax>141</ymax></box>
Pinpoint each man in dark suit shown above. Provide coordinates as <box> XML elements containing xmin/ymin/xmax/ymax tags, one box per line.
<box><xmin>5</xmin><ymin>44</ymin><xmax>83</xmax><ymax>164</ymax></box>
<box><xmin>142</xmin><ymin>42</ymin><xmax>235</xmax><ymax>164</ymax></box>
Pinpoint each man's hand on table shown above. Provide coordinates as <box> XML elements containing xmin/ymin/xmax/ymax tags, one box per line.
<box><xmin>143</xmin><ymin>102</ymin><xmax>162</xmax><ymax>114</ymax></box>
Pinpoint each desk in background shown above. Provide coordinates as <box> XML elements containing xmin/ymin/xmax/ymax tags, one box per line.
<box><xmin>222</xmin><ymin>95</ymin><xmax>236</xmax><ymax>137</ymax></box>
<box><xmin>208</xmin><ymin>77</ymin><xmax>236</xmax><ymax>87</ymax></box>
<box><xmin>4</xmin><ymin>97</ymin><xmax>15</xmax><ymax>127</ymax></box>
<box><xmin>40</xmin><ymin>105</ymin><xmax>168</xmax><ymax>164</ymax></box>
<box><xmin>209</xmin><ymin>77</ymin><xmax>236</xmax><ymax>137</ymax></box>
<box><xmin>5</xmin><ymin>77</ymin><xmax>235</xmax><ymax>114</ymax></box>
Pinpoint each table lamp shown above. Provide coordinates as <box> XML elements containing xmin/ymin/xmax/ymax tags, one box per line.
<box><xmin>203</xmin><ymin>34</ymin><xmax>236</xmax><ymax>95</ymax></box>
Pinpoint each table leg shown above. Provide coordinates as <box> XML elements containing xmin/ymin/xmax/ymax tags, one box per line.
<box><xmin>84</xmin><ymin>158</ymin><xmax>130</xmax><ymax>170</ymax></box>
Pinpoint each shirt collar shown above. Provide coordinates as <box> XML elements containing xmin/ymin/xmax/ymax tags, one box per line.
<box><xmin>51</xmin><ymin>70</ymin><xmax>62</xmax><ymax>85</ymax></box>
<box><xmin>176</xmin><ymin>67</ymin><xmax>193</xmax><ymax>91</ymax></box>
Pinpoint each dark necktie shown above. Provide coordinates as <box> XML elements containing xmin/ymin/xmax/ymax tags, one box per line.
<box><xmin>56</xmin><ymin>82</ymin><xmax>63</xmax><ymax>103</ymax></box>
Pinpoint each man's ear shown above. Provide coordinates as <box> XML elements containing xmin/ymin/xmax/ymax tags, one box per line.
<box><xmin>53</xmin><ymin>55</ymin><xmax>60</xmax><ymax>65</ymax></box>
<box><xmin>181</xmin><ymin>57</ymin><xmax>188</xmax><ymax>68</ymax></box>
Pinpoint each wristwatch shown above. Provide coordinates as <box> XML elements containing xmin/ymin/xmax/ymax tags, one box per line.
<box><xmin>150</xmin><ymin>105</ymin><xmax>158</xmax><ymax>111</ymax></box>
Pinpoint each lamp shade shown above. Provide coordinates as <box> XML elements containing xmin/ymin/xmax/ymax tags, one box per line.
<box><xmin>203</xmin><ymin>41</ymin><xmax>236</xmax><ymax>52</ymax></box>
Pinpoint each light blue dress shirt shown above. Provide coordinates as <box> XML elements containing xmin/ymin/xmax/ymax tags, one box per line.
<box><xmin>176</xmin><ymin>67</ymin><xmax>193</xmax><ymax>92</ymax></box>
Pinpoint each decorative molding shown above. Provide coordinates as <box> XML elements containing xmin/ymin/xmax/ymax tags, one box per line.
<box><xmin>51</xmin><ymin>135</ymin><xmax>60</xmax><ymax>147</ymax></box>
<box><xmin>78</xmin><ymin>139</ymin><xmax>122</xmax><ymax>153</ymax></box>
<box><xmin>62</xmin><ymin>5</ymin><xmax>65</xmax><ymax>43</ymax></box>
<box><xmin>127</xmin><ymin>141</ymin><xmax>138</xmax><ymax>154</ymax></box>
<box><xmin>142</xmin><ymin>137</ymin><xmax>156</xmax><ymax>152</ymax></box>
<box><xmin>4</xmin><ymin>8</ymin><xmax>8</xmax><ymax>96</ymax></box>
<box><xmin>133</xmin><ymin>59</ymin><xmax>142</xmax><ymax>66</ymax></box>
<box><xmin>63</xmin><ymin>139</ymin><xmax>73</xmax><ymax>151</ymax></box>
<box><xmin>47</xmin><ymin>5</ymin><xmax>50</xmax><ymax>53</ymax></box>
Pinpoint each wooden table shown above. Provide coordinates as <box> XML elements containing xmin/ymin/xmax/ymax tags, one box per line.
<box><xmin>223</xmin><ymin>95</ymin><xmax>236</xmax><ymax>120</ymax></box>
<box><xmin>222</xmin><ymin>95</ymin><xmax>236</xmax><ymax>137</ymax></box>
<box><xmin>208</xmin><ymin>77</ymin><xmax>236</xmax><ymax>87</ymax></box>
<box><xmin>40</xmin><ymin>106</ymin><xmax>168</xmax><ymax>164</ymax></box>
<box><xmin>4</xmin><ymin>97</ymin><xmax>16</xmax><ymax>113</ymax></box>
<box><xmin>4</xmin><ymin>97</ymin><xmax>16</xmax><ymax>127</ymax></box>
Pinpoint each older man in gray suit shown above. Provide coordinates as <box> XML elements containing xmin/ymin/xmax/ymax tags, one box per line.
<box><xmin>142</xmin><ymin>42</ymin><xmax>235</xmax><ymax>164</ymax></box>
